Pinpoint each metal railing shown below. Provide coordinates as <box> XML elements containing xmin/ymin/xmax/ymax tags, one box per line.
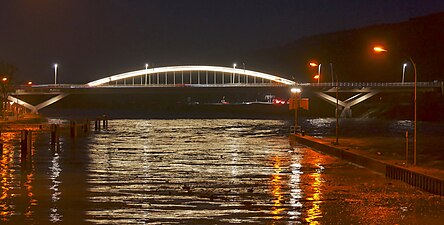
<box><xmin>299</xmin><ymin>81</ymin><xmax>443</xmax><ymax>88</ymax></box>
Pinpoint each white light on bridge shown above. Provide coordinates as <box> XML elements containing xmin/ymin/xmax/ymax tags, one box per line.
<box><xmin>86</xmin><ymin>65</ymin><xmax>296</xmax><ymax>87</ymax></box>
<box><xmin>291</xmin><ymin>87</ymin><xmax>301</xmax><ymax>93</ymax></box>
<box><xmin>54</xmin><ymin>63</ymin><xmax>58</xmax><ymax>85</ymax></box>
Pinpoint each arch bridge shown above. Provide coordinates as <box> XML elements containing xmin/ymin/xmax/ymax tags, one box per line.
<box><xmin>8</xmin><ymin>65</ymin><xmax>295</xmax><ymax>113</ymax></box>
<box><xmin>7</xmin><ymin>65</ymin><xmax>443</xmax><ymax>117</ymax></box>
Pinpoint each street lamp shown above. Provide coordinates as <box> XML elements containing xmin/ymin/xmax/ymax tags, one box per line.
<box><xmin>373</xmin><ymin>46</ymin><xmax>387</xmax><ymax>53</ymax></box>
<box><xmin>242</xmin><ymin>62</ymin><xmax>246</xmax><ymax>83</ymax></box>
<box><xmin>233</xmin><ymin>63</ymin><xmax>237</xmax><ymax>83</ymax></box>
<box><xmin>402</xmin><ymin>63</ymin><xmax>407</xmax><ymax>83</ymax></box>
<box><xmin>313</xmin><ymin>74</ymin><xmax>320</xmax><ymax>84</ymax></box>
<box><xmin>145</xmin><ymin>63</ymin><xmax>149</xmax><ymax>85</ymax></box>
<box><xmin>310</xmin><ymin>60</ymin><xmax>338</xmax><ymax>142</ymax></box>
<box><xmin>54</xmin><ymin>64</ymin><xmax>58</xmax><ymax>85</ymax></box>
<box><xmin>291</xmin><ymin>87</ymin><xmax>302</xmax><ymax>132</ymax></box>
<box><xmin>373</xmin><ymin>46</ymin><xmax>417</xmax><ymax>165</ymax></box>
<box><xmin>309</xmin><ymin>62</ymin><xmax>322</xmax><ymax>84</ymax></box>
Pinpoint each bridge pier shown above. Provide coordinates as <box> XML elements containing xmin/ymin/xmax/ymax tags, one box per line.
<box><xmin>315</xmin><ymin>90</ymin><xmax>380</xmax><ymax>118</ymax></box>
<box><xmin>341</xmin><ymin>107</ymin><xmax>352</xmax><ymax>118</ymax></box>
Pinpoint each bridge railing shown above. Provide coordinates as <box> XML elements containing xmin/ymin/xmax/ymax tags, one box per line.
<box><xmin>299</xmin><ymin>81</ymin><xmax>443</xmax><ymax>88</ymax></box>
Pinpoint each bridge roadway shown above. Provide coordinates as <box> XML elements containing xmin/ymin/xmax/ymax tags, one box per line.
<box><xmin>6</xmin><ymin>65</ymin><xmax>443</xmax><ymax>115</ymax></box>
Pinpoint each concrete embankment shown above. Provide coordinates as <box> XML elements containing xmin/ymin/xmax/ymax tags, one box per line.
<box><xmin>291</xmin><ymin>134</ymin><xmax>444</xmax><ymax>196</ymax></box>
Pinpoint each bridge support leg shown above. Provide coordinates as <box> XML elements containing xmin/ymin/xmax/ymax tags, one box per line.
<box><xmin>316</xmin><ymin>90</ymin><xmax>379</xmax><ymax>118</ymax></box>
<box><xmin>341</xmin><ymin>107</ymin><xmax>352</xmax><ymax>118</ymax></box>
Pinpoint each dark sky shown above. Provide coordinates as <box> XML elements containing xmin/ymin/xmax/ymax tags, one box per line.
<box><xmin>2</xmin><ymin>0</ymin><xmax>444</xmax><ymax>84</ymax></box>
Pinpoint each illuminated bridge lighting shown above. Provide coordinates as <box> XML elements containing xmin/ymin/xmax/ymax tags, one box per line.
<box><xmin>86</xmin><ymin>65</ymin><xmax>296</xmax><ymax>87</ymax></box>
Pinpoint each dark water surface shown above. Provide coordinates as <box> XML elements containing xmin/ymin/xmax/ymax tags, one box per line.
<box><xmin>1</xmin><ymin>119</ymin><xmax>443</xmax><ymax>224</ymax></box>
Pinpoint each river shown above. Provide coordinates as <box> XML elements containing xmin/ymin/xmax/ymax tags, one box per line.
<box><xmin>1</xmin><ymin>119</ymin><xmax>443</xmax><ymax>224</ymax></box>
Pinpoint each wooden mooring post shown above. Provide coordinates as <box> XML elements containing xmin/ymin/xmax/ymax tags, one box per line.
<box><xmin>95</xmin><ymin>119</ymin><xmax>101</xmax><ymax>131</ymax></box>
<box><xmin>21</xmin><ymin>130</ymin><xmax>32</xmax><ymax>160</ymax></box>
<box><xmin>70</xmin><ymin>120</ymin><xmax>92</xmax><ymax>138</ymax></box>
<box><xmin>95</xmin><ymin>115</ymin><xmax>109</xmax><ymax>131</ymax></box>
<box><xmin>102</xmin><ymin>115</ymin><xmax>108</xmax><ymax>128</ymax></box>
<box><xmin>70</xmin><ymin>121</ymin><xmax>77</xmax><ymax>137</ymax></box>
<box><xmin>51</xmin><ymin>124</ymin><xmax>59</xmax><ymax>147</ymax></box>
<box><xmin>84</xmin><ymin>120</ymin><xmax>91</xmax><ymax>133</ymax></box>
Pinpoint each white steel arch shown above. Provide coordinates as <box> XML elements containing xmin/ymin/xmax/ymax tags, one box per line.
<box><xmin>86</xmin><ymin>65</ymin><xmax>295</xmax><ymax>86</ymax></box>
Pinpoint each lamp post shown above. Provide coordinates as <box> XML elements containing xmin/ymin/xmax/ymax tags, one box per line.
<box><xmin>233</xmin><ymin>63</ymin><xmax>237</xmax><ymax>83</ymax></box>
<box><xmin>373</xmin><ymin>46</ymin><xmax>417</xmax><ymax>165</ymax></box>
<box><xmin>335</xmin><ymin>75</ymin><xmax>339</xmax><ymax>145</ymax></box>
<box><xmin>242</xmin><ymin>62</ymin><xmax>246</xmax><ymax>83</ymax></box>
<box><xmin>409</xmin><ymin>57</ymin><xmax>418</xmax><ymax>165</ymax></box>
<box><xmin>402</xmin><ymin>63</ymin><xmax>407</xmax><ymax>83</ymax></box>
<box><xmin>54</xmin><ymin>64</ymin><xmax>58</xmax><ymax>85</ymax></box>
<box><xmin>291</xmin><ymin>87</ymin><xmax>301</xmax><ymax>131</ymax></box>
<box><xmin>309</xmin><ymin>62</ymin><xmax>322</xmax><ymax>84</ymax></box>
<box><xmin>145</xmin><ymin>63</ymin><xmax>148</xmax><ymax>85</ymax></box>
<box><xmin>313</xmin><ymin>75</ymin><xmax>320</xmax><ymax>84</ymax></box>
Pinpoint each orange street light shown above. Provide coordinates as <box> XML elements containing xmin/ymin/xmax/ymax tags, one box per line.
<box><xmin>372</xmin><ymin>45</ymin><xmax>418</xmax><ymax>165</ymax></box>
<box><xmin>27</xmin><ymin>81</ymin><xmax>33</xmax><ymax>85</ymax></box>
<box><xmin>2</xmin><ymin>77</ymin><xmax>7</xmax><ymax>82</ymax></box>
<box><xmin>309</xmin><ymin>62</ymin><xmax>322</xmax><ymax>83</ymax></box>
<box><xmin>314</xmin><ymin>74</ymin><xmax>320</xmax><ymax>84</ymax></box>
<box><xmin>373</xmin><ymin>46</ymin><xmax>387</xmax><ymax>53</ymax></box>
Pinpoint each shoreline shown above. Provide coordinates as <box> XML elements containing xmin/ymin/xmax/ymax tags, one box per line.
<box><xmin>290</xmin><ymin>133</ymin><xmax>444</xmax><ymax>196</ymax></box>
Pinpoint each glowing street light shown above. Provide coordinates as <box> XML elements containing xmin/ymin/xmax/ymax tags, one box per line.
<box><xmin>54</xmin><ymin>63</ymin><xmax>58</xmax><ymax>85</ymax></box>
<box><xmin>309</xmin><ymin>62</ymin><xmax>322</xmax><ymax>83</ymax></box>
<box><xmin>313</xmin><ymin>74</ymin><xmax>320</xmax><ymax>83</ymax></box>
<box><xmin>402</xmin><ymin>63</ymin><xmax>407</xmax><ymax>83</ymax></box>
<box><xmin>233</xmin><ymin>63</ymin><xmax>237</xmax><ymax>83</ymax></box>
<box><xmin>373</xmin><ymin>45</ymin><xmax>418</xmax><ymax>165</ymax></box>
<box><xmin>290</xmin><ymin>87</ymin><xmax>301</xmax><ymax>94</ymax></box>
<box><xmin>2</xmin><ymin>77</ymin><xmax>7</xmax><ymax>82</ymax></box>
<box><xmin>373</xmin><ymin>46</ymin><xmax>387</xmax><ymax>53</ymax></box>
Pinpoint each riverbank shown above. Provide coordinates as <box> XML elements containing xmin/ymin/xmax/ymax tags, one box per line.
<box><xmin>0</xmin><ymin>114</ymin><xmax>46</xmax><ymax>124</ymax></box>
<box><xmin>290</xmin><ymin>133</ymin><xmax>444</xmax><ymax>196</ymax></box>
<box><xmin>299</xmin><ymin>118</ymin><xmax>444</xmax><ymax>170</ymax></box>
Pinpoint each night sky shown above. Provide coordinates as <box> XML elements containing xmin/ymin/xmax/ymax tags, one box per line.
<box><xmin>2</xmin><ymin>0</ymin><xmax>444</xmax><ymax>84</ymax></box>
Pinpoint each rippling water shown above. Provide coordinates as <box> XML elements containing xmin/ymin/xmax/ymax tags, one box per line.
<box><xmin>1</xmin><ymin>119</ymin><xmax>443</xmax><ymax>224</ymax></box>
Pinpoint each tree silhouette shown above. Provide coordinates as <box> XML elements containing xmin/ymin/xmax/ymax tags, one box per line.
<box><xmin>0</xmin><ymin>60</ymin><xmax>17</xmax><ymax>118</ymax></box>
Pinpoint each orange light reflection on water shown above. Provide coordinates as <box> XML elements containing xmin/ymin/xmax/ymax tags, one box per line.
<box><xmin>305</xmin><ymin>156</ymin><xmax>325</xmax><ymax>224</ymax></box>
<box><xmin>0</xmin><ymin>132</ymin><xmax>16</xmax><ymax>220</ymax></box>
<box><xmin>270</xmin><ymin>155</ymin><xmax>286</xmax><ymax>221</ymax></box>
<box><xmin>0</xmin><ymin>131</ymin><xmax>37</xmax><ymax>221</ymax></box>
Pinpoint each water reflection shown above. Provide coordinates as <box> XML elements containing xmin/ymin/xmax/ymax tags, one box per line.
<box><xmin>2</xmin><ymin>119</ymin><xmax>444</xmax><ymax>224</ymax></box>
<box><xmin>49</xmin><ymin>152</ymin><xmax>62</xmax><ymax>222</ymax></box>
<box><xmin>271</xmin><ymin>155</ymin><xmax>285</xmax><ymax>220</ymax></box>
<box><xmin>0</xmin><ymin>130</ymin><xmax>37</xmax><ymax>223</ymax></box>
<box><xmin>289</xmin><ymin>163</ymin><xmax>303</xmax><ymax>220</ymax></box>
<box><xmin>0</xmin><ymin>132</ymin><xmax>14</xmax><ymax>220</ymax></box>
<box><xmin>305</xmin><ymin>156</ymin><xmax>324</xmax><ymax>224</ymax></box>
